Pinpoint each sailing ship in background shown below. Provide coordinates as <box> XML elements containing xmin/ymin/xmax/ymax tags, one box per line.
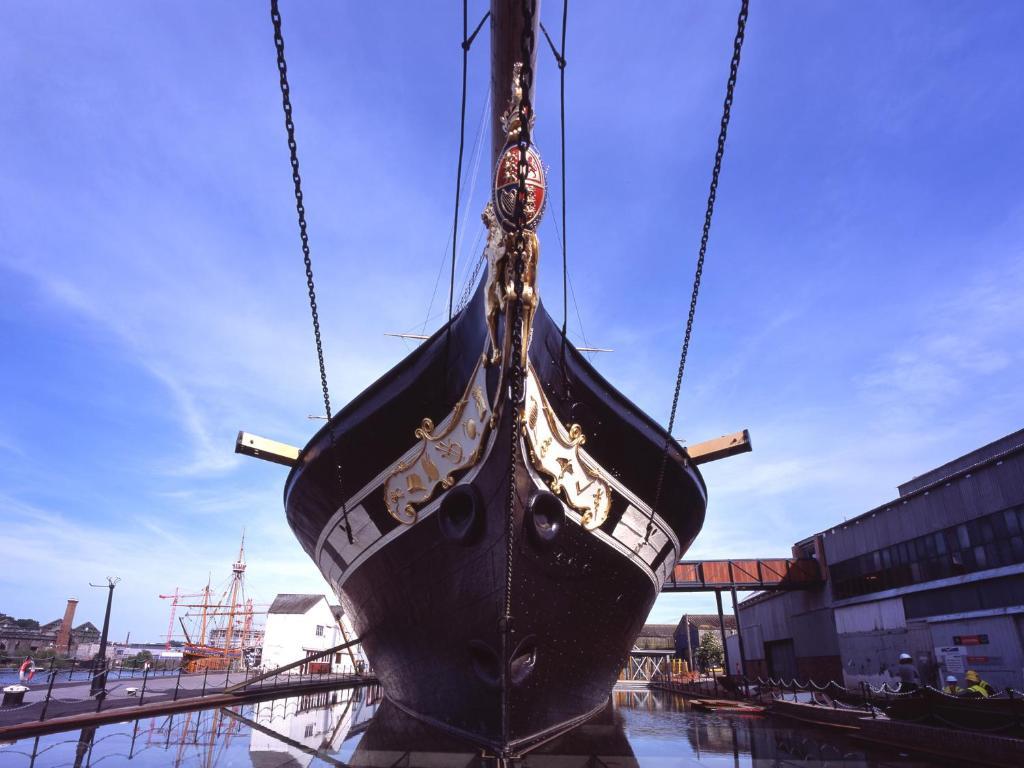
<box><xmin>159</xmin><ymin>537</ymin><xmax>264</xmax><ymax>672</ymax></box>
<box><xmin>240</xmin><ymin>0</ymin><xmax>750</xmax><ymax>755</ymax></box>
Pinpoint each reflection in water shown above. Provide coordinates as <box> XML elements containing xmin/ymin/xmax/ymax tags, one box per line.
<box><xmin>349</xmin><ymin>698</ymin><xmax>637</xmax><ymax>766</ymax></box>
<box><xmin>240</xmin><ymin>685</ymin><xmax>382</xmax><ymax>767</ymax></box>
<box><xmin>0</xmin><ymin>687</ymin><xmax>956</xmax><ymax>767</ymax></box>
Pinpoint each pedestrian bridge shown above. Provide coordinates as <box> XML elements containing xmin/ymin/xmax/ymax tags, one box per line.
<box><xmin>660</xmin><ymin>557</ymin><xmax>823</xmax><ymax>592</ymax></box>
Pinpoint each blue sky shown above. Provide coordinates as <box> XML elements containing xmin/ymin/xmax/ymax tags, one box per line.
<box><xmin>1</xmin><ymin>1</ymin><xmax>1022</xmax><ymax>642</ymax></box>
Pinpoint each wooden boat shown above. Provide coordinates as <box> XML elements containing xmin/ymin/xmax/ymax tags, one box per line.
<box><xmin>883</xmin><ymin>689</ymin><xmax>1024</xmax><ymax>736</ymax></box>
<box><xmin>272</xmin><ymin>0</ymin><xmax>710</xmax><ymax>757</ymax></box>
<box><xmin>690</xmin><ymin>699</ymin><xmax>765</xmax><ymax>714</ymax></box>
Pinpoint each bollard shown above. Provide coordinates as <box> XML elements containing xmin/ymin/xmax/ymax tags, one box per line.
<box><xmin>138</xmin><ymin>668</ymin><xmax>150</xmax><ymax>707</ymax></box>
<box><xmin>39</xmin><ymin>659</ymin><xmax>58</xmax><ymax>722</ymax></box>
<box><xmin>173</xmin><ymin>664</ymin><xmax>183</xmax><ymax>701</ymax></box>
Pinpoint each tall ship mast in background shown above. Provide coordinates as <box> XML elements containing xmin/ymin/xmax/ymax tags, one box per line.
<box><xmin>160</xmin><ymin>536</ymin><xmax>264</xmax><ymax>672</ymax></box>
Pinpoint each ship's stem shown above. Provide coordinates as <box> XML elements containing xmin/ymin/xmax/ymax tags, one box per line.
<box><xmin>490</xmin><ymin>0</ymin><xmax>541</xmax><ymax>165</ymax></box>
<box><xmin>490</xmin><ymin>1</ymin><xmax>541</xmax><ymax>753</ymax></box>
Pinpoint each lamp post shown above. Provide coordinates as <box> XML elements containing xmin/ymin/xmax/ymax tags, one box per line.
<box><xmin>89</xmin><ymin>577</ymin><xmax>120</xmax><ymax>697</ymax></box>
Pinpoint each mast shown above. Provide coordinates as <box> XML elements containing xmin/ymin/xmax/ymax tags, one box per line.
<box><xmin>199</xmin><ymin>580</ymin><xmax>210</xmax><ymax>647</ymax></box>
<box><xmin>490</xmin><ymin>0</ymin><xmax>541</xmax><ymax>165</ymax></box>
<box><xmin>224</xmin><ymin>533</ymin><xmax>246</xmax><ymax>660</ymax></box>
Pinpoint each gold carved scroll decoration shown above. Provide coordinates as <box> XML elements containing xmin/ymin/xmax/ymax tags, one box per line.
<box><xmin>383</xmin><ymin>356</ymin><xmax>491</xmax><ymax>524</ymax></box>
<box><xmin>522</xmin><ymin>368</ymin><xmax>611</xmax><ymax>530</ymax></box>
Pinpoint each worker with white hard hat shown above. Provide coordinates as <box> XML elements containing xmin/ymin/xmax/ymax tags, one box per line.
<box><xmin>943</xmin><ymin>674</ymin><xmax>961</xmax><ymax>695</ymax></box>
<box><xmin>895</xmin><ymin>652</ymin><xmax>920</xmax><ymax>693</ymax></box>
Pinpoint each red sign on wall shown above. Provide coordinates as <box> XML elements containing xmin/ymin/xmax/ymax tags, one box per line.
<box><xmin>953</xmin><ymin>635</ymin><xmax>989</xmax><ymax>646</ymax></box>
<box><xmin>966</xmin><ymin>656</ymin><xmax>990</xmax><ymax>664</ymax></box>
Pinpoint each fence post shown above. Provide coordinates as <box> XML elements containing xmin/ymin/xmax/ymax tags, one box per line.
<box><xmin>39</xmin><ymin>659</ymin><xmax>58</xmax><ymax>722</ymax></box>
<box><xmin>95</xmin><ymin>676</ymin><xmax>106</xmax><ymax>714</ymax></box>
<box><xmin>139</xmin><ymin>667</ymin><xmax>150</xmax><ymax>707</ymax></box>
<box><xmin>173</xmin><ymin>664</ymin><xmax>183</xmax><ymax>701</ymax></box>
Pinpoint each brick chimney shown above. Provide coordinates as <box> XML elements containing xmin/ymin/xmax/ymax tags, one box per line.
<box><xmin>55</xmin><ymin>598</ymin><xmax>78</xmax><ymax>652</ymax></box>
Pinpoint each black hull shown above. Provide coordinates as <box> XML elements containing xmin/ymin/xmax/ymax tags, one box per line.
<box><xmin>284</xmin><ymin>280</ymin><xmax>707</xmax><ymax>753</ymax></box>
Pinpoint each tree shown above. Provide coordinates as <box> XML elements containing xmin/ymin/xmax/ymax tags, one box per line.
<box><xmin>695</xmin><ymin>632</ymin><xmax>723</xmax><ymax>671</ymax></box>
<box><xmin>124</xmin><ymin>650</ymin><xmax>153</xmax><ymax>669</ymax></box>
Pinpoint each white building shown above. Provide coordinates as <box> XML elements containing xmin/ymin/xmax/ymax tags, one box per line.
<box><xmin>261</xmin><ymin>594</ymin><xmax>365</xmax><ymax>674</ymax></box>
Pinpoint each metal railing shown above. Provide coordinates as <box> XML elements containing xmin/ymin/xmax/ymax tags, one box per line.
<box><xmin>0</xmin><ymin>654</ymin><xmax>374</xmax><ymax>729</ymax></box>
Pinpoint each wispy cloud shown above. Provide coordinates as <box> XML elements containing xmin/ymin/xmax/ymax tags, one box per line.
<box><xmin>3</xmin><ymin>0</ymin><xmax>1023</xmax><ymax>641</ymax></box>
<box><xmin>857</xmin><ymin>258</ymin><xmax>1022</xmax><ymax>430</ymax></box>
<box><xmin>0</xmin><ymin>492</ymin><xmax>330</xmax><ymax>638</ymax></box>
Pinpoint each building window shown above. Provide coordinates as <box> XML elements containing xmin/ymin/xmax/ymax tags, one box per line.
<box><xmin>829</xmin><ymin>503</ymin><xmax>1024</xmax><ymax>599</ymax></box>
<box><xmin>304</xmin><ymin>724</ymin><xmax>315</xmax><ymax>738</ymax></box>
<box><xmin>315</xmin><ymin>625</ymin><xmax>324</xmax><ymax>637</ymax></box>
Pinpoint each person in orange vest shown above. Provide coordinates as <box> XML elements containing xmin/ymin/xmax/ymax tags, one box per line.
<box><xmin>963</xmin><ymin>670</ymin><xmax>995</xmax><ymax>698</ymax></box>
<box><xmin>942</xmin><ymin>675</ymin><xmax>961</xmax><ymax>695</ymax></box>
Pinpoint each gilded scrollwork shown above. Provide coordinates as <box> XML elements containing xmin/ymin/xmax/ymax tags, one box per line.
<box><xmin>522</xmin><ymin>368</ymin><xmax>612</xmax><ymax>529</ymax></box>
<box><xmin>383</xmin><ymin>357</ymin><xmax>491</xmax><ymax>524</ymax></box>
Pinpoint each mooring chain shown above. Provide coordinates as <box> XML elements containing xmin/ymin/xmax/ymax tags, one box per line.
<box><xmin>646</xmin><ymin>0</ymin><xmax>749</xmax><ymax>540</ymax></box>
<box><xmin>270</xmin><ymin>0</ymin><xmax>352</xmax><ymax>543</ymax></box>
<box><xmin>504</xmin><ymin>0</ymin><xmax>537</xmax><ymax>628</ymax></box>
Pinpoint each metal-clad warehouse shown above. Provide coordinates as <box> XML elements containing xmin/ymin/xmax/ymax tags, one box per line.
<box><xmin>737</xmin><ymin>428</ymin><xmax>1024</xmax><ymax>690</ymax></box>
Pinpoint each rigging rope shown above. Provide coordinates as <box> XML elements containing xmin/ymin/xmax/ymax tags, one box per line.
<box><xmin>448</xmin><ymin>1</ymin><xmax>469</xmax><ymax>324</ymax></box>
<box><xmin>423</xmin><ymin>90</ymin><xmax>490</xmax><ymax>334</ymax></box>
<box><xmin>538</xmin><ymin>16</ymin><xmax>567</xmax><ymax>338</ymax></box>
<box><xmin>270</xmin><ymin>0</ymin><xmax>351</xmax><ymax>542</ymax></box>
<box><xmin>646</xmin><ymin>0</ymin><xmax>749</xmax><ymax>540</ymax></box>
<box><xmin>540</xmin><ymin>2</ymin><xmax>570</xmax><ymax>397</ymax></box>
<box><xmin>448</xmin><ymin>10</ymin><xmax>492</xmax><ymax>322</ymax></box>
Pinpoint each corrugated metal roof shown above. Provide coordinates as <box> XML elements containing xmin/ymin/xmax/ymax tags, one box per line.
<box><xmin>268</xmin><ymin>594</ymin><xmax>324</xmax><ymax>614</ymax></box>
<box><xmin>638</xmin><ymin>624</ymin><xmax>677</xmax><ymax>638</ymax></box>
<box><xmin>678</xmin><ymin>614</ymin><xmax>737</xmax><ymax>631</ymax></box>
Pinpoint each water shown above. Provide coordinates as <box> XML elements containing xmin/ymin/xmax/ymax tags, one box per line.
<box><xmin>0</xmin><ymin>668</ymin><xmax>181</xmax><ymax>688</ymax></box>
<box><xmin>0</xmin><ymin>687</ymin><xmax>959</xmax><ymax>767</ymax></box>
